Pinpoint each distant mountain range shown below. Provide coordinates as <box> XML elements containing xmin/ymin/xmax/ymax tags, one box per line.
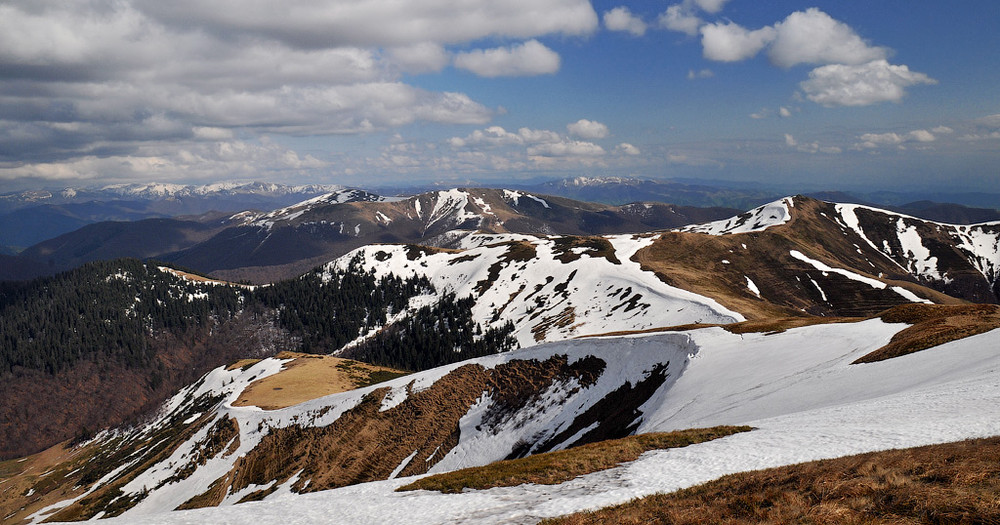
<box><xmin>10</xmin><ymin>188</ymin><xmax>740</xmax><ymax>282</ymax></box>
<box><xmin>3</xmin><ymin>177</ymin><xmax>999</xmax><ymax>259</ymax></box>
<box><xmin>0</xmin><ymin>182</ymin><xmax>342</xmax><ymax>251</ymax></box>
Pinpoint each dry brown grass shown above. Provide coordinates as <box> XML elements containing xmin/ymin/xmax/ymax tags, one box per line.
<box><xmin>855</xmin><ymin>304</ymin><xmax>1000</xmax><ymax>364</ymax></box>
<box><xmin>0</xmin><ymin>441</ymin><xmax>94</xmax><ymax>524</ymax></box>
<box><xmin>158</xmin><ymin>267</ymin><xmax>253</xmax><ymax>288</ymax></box>
<box><xmin>396</xmin><ymin>426</ymin><xmax>752</xmax><ymax>494</ymax></box>
<box><xmin>232</xmin><ymin>352</ymin><xmax>410</xmax><ymax>410</ymax></box>
<box><xmin>543</xmin><ymin>436</ymin><xmax>1000</xmax><ymax>525</ymax></box>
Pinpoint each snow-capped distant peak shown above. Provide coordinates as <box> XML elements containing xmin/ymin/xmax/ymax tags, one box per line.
<box><xmin>86</xmin><ymin>181</ymin><xmax>346</xmax><ymax>199</ymax></box>
<box><xmin>680</xmin><ymin>197</ymin><xmax>794</xmax><ymax>235</ymax></box>
<box><xmin>242</xmin><ymin>189</ymin><xmax>385</xmax><ymax>228</ymax></box>
<box><xmin>560</xmin><ymin>176</ymin><xmax>648</xmax><ymax>187</ymax></box>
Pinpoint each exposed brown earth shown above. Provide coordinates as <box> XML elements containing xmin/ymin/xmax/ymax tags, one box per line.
<box><xmin>579</xmin><ymin>316</ymin><xmax>863</xmax><ymax>339</ymax></box>
<box><xmin>397</xmin><ymin>426</ymin><xmax>752</xmax><ymax>493</ymax></box>
<box><xmin>45</xmin><ymin>412</ymin><xmax>221</xmax><ymax>522</ymax></box>
<box><xmin>232</xmin><ymin>352</ymin><xmax>411</xmax><ymax>410</ymax></box>
<box><xmin>543</xmin><ymin>436</ymin><xmax>1000</xmax><ymax>525</ymax></box>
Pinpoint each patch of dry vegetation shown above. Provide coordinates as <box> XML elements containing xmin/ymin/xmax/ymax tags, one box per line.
<box><xmin>232</xmin><ymin>352</ymin><xmax>410</xmax><ymax>410</ymax></box>
<box><xmin>855</xmin><ymin>303</ymin><xmax>1000</xmax><ymax>364</ymax></box>
<box><xmin>551</xmin><ymin>237</ymin><xmax>621</xmax><ymax>265</ymax></box>
<box><xmin>543</xmin><ymin>436</ymin><xmax>1000</xmax><ymax>525</ymax></box>
<box><xmin>396</xmin><ymin>426</ymin><xmax>752</xmax><ymax>494</ymax></box>
<box><xmin>723</xmin><ymin>316</ymin><xmax>863</xmax><ymax>334</ymax></box>
<box><xmin>0</xmin><ymin>441</ymin><xmax>96</xmax><ymax>524</ymax></box>
<box><xmin>158</xmin><ymin>267</ymin><xmax>252</xmax><ymax>288</ymax></box>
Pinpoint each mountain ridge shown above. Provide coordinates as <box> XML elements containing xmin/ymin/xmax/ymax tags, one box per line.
<box><xmin>2</xmin><ymin>193</ymin><xmax>999</xmax><ymax>523</ymax></box>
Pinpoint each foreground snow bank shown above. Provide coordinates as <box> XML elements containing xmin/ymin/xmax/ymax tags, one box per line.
<box><xmin>76</xmin><ymin>322</ymin><xmax>1000</xmax><ymax>525</ymax></box>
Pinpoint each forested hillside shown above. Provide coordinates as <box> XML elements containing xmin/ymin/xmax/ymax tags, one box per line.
<box><xmin>0</xmin><ymin>258</ymin><xmax>517</xmax><ymax>459</ymax></box>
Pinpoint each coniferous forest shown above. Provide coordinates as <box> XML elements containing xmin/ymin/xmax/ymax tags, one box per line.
<box><xmin>345</xmin><ymin>292</ymin><xmax>518</xmax><ymax>371</ymax></box>
<box><xmin>0</xmin><ymin>256</ymin><xmax>517</xmax><ymax>377</ymax></box>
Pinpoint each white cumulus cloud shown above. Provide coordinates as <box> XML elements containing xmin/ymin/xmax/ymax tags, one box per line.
<box><xmin>658</xmin><ymin>4</ymin><xmax>703</xmax><ymax>36</ymax></box>
<box><xmin>386</xmin><ymin>42</ymin><xmax>450</xmax><ymax>74</ymax></box>
<box><xmin>454</xmin><ymin>40</ymin><xmax>561</xmax><ymax>77</ymax></box>
<box><xmin>567</xmin><ymin>119</ymin><xmax>609</xmax><ymax>140</ymax></box>
<box><xmin>768</xmin><ymin>8</ymin><xmax>887</xmax><ymax>68</ymax></box>
<box><xmin>133</xmin><ymin>0</ymin><xmax>599</xmax><ymax>48</ymax></box>
<box><xmin>0</xmin><ymin>0</ymin><xmax>601</xmax><ymax>184</ymax></box>
<box><xmin>700</xmin><ymin>22</ymin><xmax>775</xmax><ymax>62</ymax></box>
<box><xmin>658</xmin><ymin>0</ymin><xmax>732</xmax><ymax>35</ymax></box>
<box><xmin>604</xmin><ymin>7</ymin><xmax>646</xmax><ymax>36</ymax></box>
<box><xmin>800</xmin><ymin>59</ymin><xmax>937</xmax><ymax>107</ymax></box>
<box><xmin>692</xmin><ymin>0</ymin><xmax>731</xmax><ymax>14</ymax></box>
<box><xmin>785</xmin><ymin>134</ymin><xmax>840</xmax><ymax>154</ymax></box>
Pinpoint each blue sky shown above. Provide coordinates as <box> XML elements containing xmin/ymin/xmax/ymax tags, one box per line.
<box><xmin>1</xmin><ymin>0</ymin><xmax>997</xmax><ymax>194</ymax></box>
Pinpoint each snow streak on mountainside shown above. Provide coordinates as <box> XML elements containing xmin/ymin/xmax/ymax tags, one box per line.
<box><xmin>327</xmin><ymin>234</ymin><xmax>744</xmax><ymax>348</ymax></box>
<box><xmin>834</xmin><ymin>203</ymin><xmax>1000</xmax><ymax>297</ymax></box>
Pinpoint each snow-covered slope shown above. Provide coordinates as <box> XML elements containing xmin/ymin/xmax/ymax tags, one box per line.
<box><xmin>678</xmin><ymin>197</ymin><xmax>794</xmax><ymax>235</ymax></box>
<box><xmin>36</xmin><ymin>319</ymin><xmax>1000</xmax><ymax>524</ymax></box>
<box><xmin>326</xmin><ymin>233</ymin><xmax>743</xmax><ymax>348</ymax></box>
<box><xmin>234</xmin><ymin>189</ymin><xmax>386</xmax><ymax>230</ymax></box>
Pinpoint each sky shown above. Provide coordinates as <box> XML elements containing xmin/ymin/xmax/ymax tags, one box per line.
<box><xmin>0</xmin><ymin>0</ymin><xmax>998</xmax><ymax>194</ymax></box>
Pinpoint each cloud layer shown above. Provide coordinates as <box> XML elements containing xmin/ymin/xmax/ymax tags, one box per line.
<box><xmin>0</xmin><ymin>0</ymin><xmax>598</xmax><ymax>183</ymax></box>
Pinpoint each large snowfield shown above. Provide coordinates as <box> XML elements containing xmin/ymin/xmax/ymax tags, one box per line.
<box><xmin>73</xmin><ymin>320</ymin><xmax>1000</xmax><ymax>525</ymax></box>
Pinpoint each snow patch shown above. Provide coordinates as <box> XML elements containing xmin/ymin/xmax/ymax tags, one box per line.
<box><xmin>680</xmin><ymin>198</ymin><xmax>791</xmax><ymax>235</ymax></box>
<box><xmin>790</xmin><ymin>250</ymin><xmax>930</xmax><ymax>304</ymax></box>
<box><xmin>388</xmin><ymin>451</ymin><xmax>419</xmax><ymax>480</ymax></box>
